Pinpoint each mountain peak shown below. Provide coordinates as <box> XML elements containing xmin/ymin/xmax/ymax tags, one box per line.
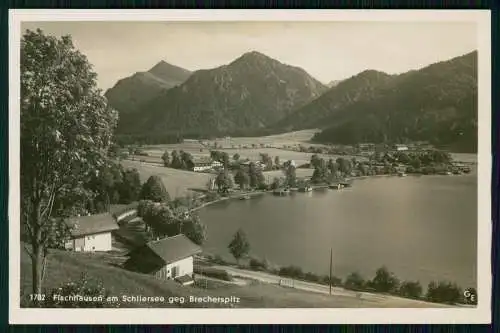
<box><xmin>356</xmin><ymin>69</ymin><xmax>391</xmax><ymax>78</ymax></box>
<box><xmin>148</xmin><ymin>60</ymin><xmax>191</xmax><ymax>80</ymax></box>
<box><xmin>242</xmin><ymin>50</ymin><xmax>269</xmax><ymax>58</ymax></box>
<box><xmin>231</xmin><ymin>50</ymin><xmax>277</xmax><ymax>65</ymax></box>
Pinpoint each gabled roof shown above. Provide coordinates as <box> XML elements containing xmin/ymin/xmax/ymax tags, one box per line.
<box><xmin>193</xmin><ymin>157</ymin><xmax>213</xmax><ymax>165</ymax></box>
<box><xmin>65</xmin><ymin>213</ymin><xmax>119</xmax><ymax>238</ymax></box>
<box><xmin>145</xmin><ymin>234</ymin><xmax>201</xmax><ymax>264</ymax></box>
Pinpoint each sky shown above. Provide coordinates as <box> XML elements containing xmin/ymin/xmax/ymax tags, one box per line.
<box><xmin>22</xmin><ymin>21</ymin><xmax>477</xmax><ymax>91</ymax></box>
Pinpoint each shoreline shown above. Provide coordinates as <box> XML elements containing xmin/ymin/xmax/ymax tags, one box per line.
<box><xmin>190</xmin><ymin>175</ymin><xmax>392</xmax><ymax>213</ymax></box>
<box><xmin>190</xmin><ymin>170</ymin><xmax>474</xmax><ymax>213</ymax></box>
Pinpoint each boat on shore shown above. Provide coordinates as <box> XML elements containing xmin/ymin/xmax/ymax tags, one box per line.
<box><xmin>329</xmin><ymin>183</ymin><xmax>344</xmax><ymax>190</ymax></box>
<box><xmin>298</xmin><ymin>186</ymin><xmax>313</xmax><ymax>192</ymax></box>
<box><xmin>273</xmin><ymin>188</ymin><xmax>290</xmax><ymax>196</ymax></box>
<box><xmin>239</xmin><ymin>195</ymin><xmax>251</xmax><ymax>200</ymax></box>
<box><xmin>398</xmin><ymin>172</ymin><xmax>407</xmax><ymax>177</ymax></box>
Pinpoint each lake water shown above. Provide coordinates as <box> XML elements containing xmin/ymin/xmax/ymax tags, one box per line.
<box><xmin>198</xmin><ymin>174</ymin><xmax>478</xmax><ymax>290</ymax></box>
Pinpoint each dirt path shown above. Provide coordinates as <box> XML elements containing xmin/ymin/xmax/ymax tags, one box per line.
<box><xmin>212</xmin><ymin>265</ymin><xmax>450</xmax><ymax>308</ymax></box>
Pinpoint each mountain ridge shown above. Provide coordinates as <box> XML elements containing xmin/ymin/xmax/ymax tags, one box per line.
<box><xmin>116</xmin><ymin>51</ymin><xmax>328</xmax><ymax>136</ymax></box>
<box><xmin>104</xmin><ymin>60</ymin><xmax>192</xmax><ymax>115</ymax></box>
<box><xmin>310</xmin><ymin>51</ymin><xmax>478</xmax><ymax>152</ymax></box>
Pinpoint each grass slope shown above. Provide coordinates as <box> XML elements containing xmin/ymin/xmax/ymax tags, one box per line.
<box><xmin>20</xmin><ymin>246</ymin><xmax>443</xmax><ymax>308</ymax></box>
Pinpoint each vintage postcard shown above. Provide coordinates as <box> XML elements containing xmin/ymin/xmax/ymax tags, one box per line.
<box><xmin>9</xmin><ymin>9</ymin><xmax>491</xmax><ymax>324</ymax></box>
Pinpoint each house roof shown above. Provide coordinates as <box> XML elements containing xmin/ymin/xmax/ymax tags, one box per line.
<box><xmin>146</xmin><ymin>234</ymin><xmax>202</xmax><ymax>264</ymax></box>
<box><xmin>65</xmin><ymin>213</ymin><xmax>119</xmax><ymax>237</ymax></box>
<box><xmin>193</xmin><ymin>157</ymin><xmax>213</xmax><ymax>165</ymax></box>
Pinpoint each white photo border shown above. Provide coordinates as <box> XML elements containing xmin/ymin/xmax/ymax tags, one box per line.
<box><xmin>8</xmin><ymin>9</ymin><xmax>492</xmax><ymax>325</ymax></box>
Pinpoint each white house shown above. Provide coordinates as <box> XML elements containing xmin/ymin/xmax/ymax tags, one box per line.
<box><xmin>192</xmin><ymin>159</ymin><xmax>223</xmax><ymax>172</ymax></box>
<box><xmin>64</xmin><ymin>213</ymin><xmax>119</xmax><ymax>252</ymax></box>
<box><xmin>124</xmin><ymin>234</ymin><xmax>202</xmax><ymax>286</ymax></box>
<box><xmin>393</xmin><ymin>144</ymin><xmax>409</xmax><ymax>151</ymax></box>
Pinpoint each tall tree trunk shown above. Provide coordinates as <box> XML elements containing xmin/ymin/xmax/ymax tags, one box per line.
<box><xmin>31</xmin><ymin>244</ymin><xmax>43</xmax><ymax>296</ymax></box>
<box><xmin>30</xmin><ymin>199</ymin><xmax>45</xmax><ymax>301</ymax></box>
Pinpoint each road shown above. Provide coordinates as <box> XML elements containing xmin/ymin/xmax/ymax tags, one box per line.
<box><xmin>212</xmin><ymin>265</ymin><xmax>450</xmax><ymax>308</ymax></box>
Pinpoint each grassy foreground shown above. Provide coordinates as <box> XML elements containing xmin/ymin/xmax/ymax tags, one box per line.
<box><xmin>20</xmin><ymin>246</ymin><xmax>448</xmax><ymax>308</ymax></box>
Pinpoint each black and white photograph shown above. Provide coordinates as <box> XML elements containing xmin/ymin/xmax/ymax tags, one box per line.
<box><xmin>9</xmin><ymin>9</ymin><xmax>491</xmax><ymax>324</ymax></box>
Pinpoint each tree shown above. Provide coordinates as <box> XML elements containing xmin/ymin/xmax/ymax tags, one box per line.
<box><xmin>21</xmin><ymin>30</ymin><xmax>118</xmax><ymax>296</ymax></box>
<box><xmin>274</xmin><ymin>156</ymin><xmax>281</xmax><ymax>168</ymax></box>
<box><xmin>140</xmin><ymin>176</ymin><xmax>170</xmax><ymax>202</ymax></box>
<box><xmin>228</xmin><ymin>229</ymin><xmax>250</xmax><ymax>264</ymax></box>
<box><xmin>260</xmin><ymin>153</ymin><xmax>273</xmax><ymax>170</ymax></box>
<box><xmin>344</xmin><ymin>272</ymin><xmax>365</xmax><ymax>291</ymax></box>
<box><xmin>215</xmin><ymin>170</ymin><xmax>233</xmax><ymax>193</ymax></box>
<box><xmin>161</xmin><ymin>150</ymin><xmax>170</xmax><ymax>167</ymax></box>
<box><xmin>170</xmin><ymin>150</ymin><xmax>183</xmax><ymax>169</ymax></box>
<box><xmin>221</xmin><ymin>152</ymin><xmax>230</xmax><ymax>168</ymax></box>
<box><xmin>142</xmin><ymin>203</ymin><xmax>177</xmax><ymax>239</ymax></box>
<box><xmin>336</xmin><ymin>157</ymin><xmax>352</xmax><ymax>175</ymax></box>
<box><xmin>311</xmin><ymin>166</ymin><xmax>328</xmax><ymax>184</ymax></box>
<box><xmin>248</xmin><ymin>163</ymin><xmax>266</xmax><ymax>189</ymax></box>
<box><xmin>137</xmin><ymin>200</ymin><xmax>156</xmax><ymax>218</ymax></box>
<box><xmin>234</xmin><ymin>169</ymin><xmax>250</xmax><ymax>190</ymax></box>
<box><xmin>370</xmin><ymin>266</ymin><xmax>400</xmax><ymax>293</ymax></box>
<box><xmin>310</xmin><ymin>154</ymin><xmax>322</xmax><ymax>169</ymax></box>
<box><xmin>283</xmin><ymin>160</ymin><xmax>297</xmax><ymax>187</ymax></box>
<box><xmin>180</xmin><ymin>150</ymin><xmax>194</xmax><ymax>170</ymax></box>
<box><xmin>87</xmin><ymin>162</ymin><xmax>123</xmax><ymax>213</ymax></box>
<box><xmin>270</xmin><ymin>177</ymin><xmax>282</xmax><ymax>190</ymax></box>
<box><xmin>118</xmin><ymin>168</ymin><xmax>141</xmax><ymax>203</ymax></box>
<box><xmin>426</xmin><ymin>281</ymin><xmax>462</xmax><ymax>304</ymax></box>
<box><xmin>181</xmin><ymin>214</ymin><xmax>207</xmax><ymax>245</ymax></box>
<box><xmin>398</xmin><ymin>281</ymin><xmax>423</xmax><ymax>299</ymax></box>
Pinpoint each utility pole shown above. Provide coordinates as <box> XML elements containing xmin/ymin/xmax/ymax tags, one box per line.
<box><xmin>329</xmin><ymin>248</ymin><xmax>333</xmax><ymax>295</ymax></box>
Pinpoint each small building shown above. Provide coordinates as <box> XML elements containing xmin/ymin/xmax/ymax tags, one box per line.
<box><xmin>124</xmin><ymin>234</ymin><xmax>202</xmax><ymax>285</ymax></box>
<box><xmin>64</xmin><ymin>213</ymin><xmax>119</xmax><ymax>252</ymax></box>
<box><xmin>393</xmin><ymin>144</ymin><xmax>409</xmax><ymax>152</ymax></box>
<box><xmin>192</xmin><ymin>158</ymin><xmax>223</xmax><ymax>172</ymax></box>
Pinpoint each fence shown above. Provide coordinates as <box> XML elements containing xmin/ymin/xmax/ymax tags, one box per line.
<box><xmin>279</xmin><ymin>279</ymin><xmax>294</xmax><ymax>288</ymax></box>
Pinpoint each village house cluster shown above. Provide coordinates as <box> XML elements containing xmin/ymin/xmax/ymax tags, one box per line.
<box><xmin>63</xmin><ymin>209</ymin><xmax>201</xmax><ymax>286</ymax></box>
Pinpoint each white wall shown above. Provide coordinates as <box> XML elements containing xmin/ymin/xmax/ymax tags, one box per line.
<box><xmin>166</xmin><ymin>256</ymin><xmax>194</xmax><ymax>278</ymax></box>
<box><xmin>69</xmin><ymin>232</ymin><xmax>113</xmax><ymax>252</ymax></box>
<box><xmin>193</xmin><ymin>165</ymin><xmax>211</xmax><ymax>172</ymax></box>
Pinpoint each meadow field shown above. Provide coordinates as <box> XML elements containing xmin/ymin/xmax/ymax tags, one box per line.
<box><xmin>133</xmin><ymin>129</ymin><xmax>366</xmax><ymax>168</ymax></box>
<box><xmin>121</xmin><ymin>160</ymin><xmax>214</xmax><ymax>197</ymax></box>
<box><xmin>120</xmin><ymin>129</ymin><xmax>369</xmax><ymax>197</ymax></box>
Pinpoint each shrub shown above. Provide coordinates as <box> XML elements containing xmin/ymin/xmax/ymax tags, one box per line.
<box><xmin>321</xmin><ymin>275</ymin><xmax>343</xmax><ymax>287</ymax></box>
<box><xmin>303</xmin><ymin>272</ymin><xmax>321</xmax><ymax>283</ymax></box>
<box><xmin>41</xmin><ymin>274</ymin><xmax>117</xmax><ymax>308</ymax></box>
<box><xmin>249</xmin><ymin>257</ymin><xmax>269</xmax><ymax>271</ymax></box>
<box><xmin>194</xmin><ymin>266</ymin><xmax>233</xmax><ymax>281</ymax></box>
<box><xmin>426</xmin><ymin>281</ymin><xmax>462</xmax><ymax>304</ymax></box>
<box><xmin>344</xmin><ymin>272</ymin><xmax>366</xmax><ymax>291</ymax></box>
<box><xmin>208</xmin><ymin>254</ymin><xmax>228</xmax><ymax>265</ymax></box>
<box><xmin>205</xmin><ymin>192</ymin><xmax>219</xmax><ymax>202</ymax></box>
<box><xmin>279</xmin><ymin>265</ymin><xmax>304</xmax><ymax>279</ymax></box>
<box><xmin>398</xmin><ymin>280</ymin><xmax>423</xmax><ymax>299</ymax></box>
<box><xmin>370</xmin><ymin>266</ymin><xmax>400</xmax><ymax>293</ymax></box>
